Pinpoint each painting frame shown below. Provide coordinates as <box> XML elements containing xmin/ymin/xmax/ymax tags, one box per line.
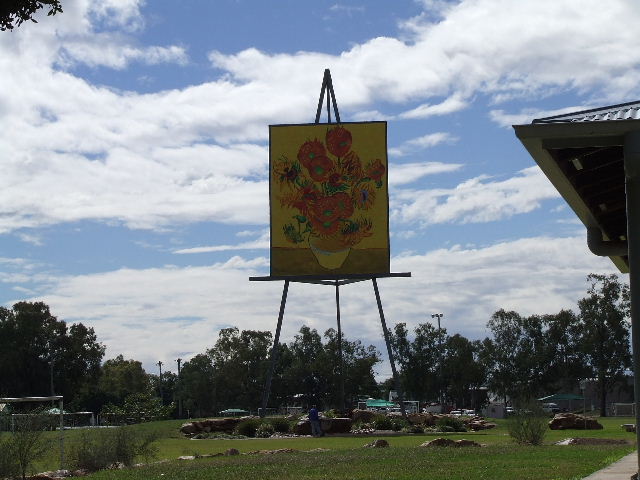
<box><xmin>269</xmin><ymin>121</ymin><xmax>390</xmax><ymax>278</ymax></box>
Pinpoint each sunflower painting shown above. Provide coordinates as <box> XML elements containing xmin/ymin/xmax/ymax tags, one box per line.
<box><xmin>269</xmin><ymin>121</ymin><xmax>390</xmax><ymax>276</ymax></box>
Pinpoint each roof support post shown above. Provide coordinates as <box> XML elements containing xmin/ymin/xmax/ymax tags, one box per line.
<box><xmin>623</xmin><ymin>129</ymin><xmax>640</xmax><ymax>476</ymax></box>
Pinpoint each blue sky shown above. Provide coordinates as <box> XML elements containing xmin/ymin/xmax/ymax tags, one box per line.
<box><xmin>1</xmin><ymin>0</ymin><xmax>636</xmax><ymax>377</ymax></box>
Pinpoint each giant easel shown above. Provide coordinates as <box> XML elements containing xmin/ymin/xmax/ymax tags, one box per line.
<box><xmin>251</xmin><ymin>69</ymin><xmax>411</xmax><ymax>418</ymax></box>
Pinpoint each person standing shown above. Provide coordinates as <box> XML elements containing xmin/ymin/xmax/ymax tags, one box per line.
<box><xmin>309</xmin><ymin>405</ymin><xmax>323</xmax><ymax>437</ymax></box>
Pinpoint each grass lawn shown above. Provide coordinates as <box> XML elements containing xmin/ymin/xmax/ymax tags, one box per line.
<box><xmin>16</xmin><ymin>415</ymin><xmax>639</xmax><ymax>480</ymax></box>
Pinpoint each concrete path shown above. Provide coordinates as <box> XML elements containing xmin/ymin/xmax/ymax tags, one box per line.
<box><xmin>582</xmin><ymin>452</ymin><xmax>637</xmax><ymax>480</ymax></box>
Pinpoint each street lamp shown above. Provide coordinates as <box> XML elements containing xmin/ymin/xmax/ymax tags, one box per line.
<box><xmin>176</xmin><ymin>358</ymin><xmax>182</xmax><ymax>418</ymax></box>
<box><xmin>579</xmin><ymin>379</ymin><xmax>587</xmax><ymax>430</ymax></box>
<box><xmin>431</xmin><ymin>313</ymin><xmax>444</xmax><ymax>409</ymax></box>
<box><xmin>157</xmin><ymin>361</ymin><xmax>164</xmax><ymax>404</ymax></box>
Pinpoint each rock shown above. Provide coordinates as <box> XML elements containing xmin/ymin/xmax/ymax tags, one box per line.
<box><xmin>246</xmin><ymin>448</ymin><xmax>297</xmax><ymax>455</ymax></box>
<box><xmin>363</xmin><ymin>439</ymin><xmax>389</xmax><ymax>448</ymax></box>
<box><xmin>467</xmin><ymin>417</ymin><xmax>497</xmax><ymax>431</ymax></box>
<box><xmin>180</xmin><ymin>418</ymin><xmax>243</xmax><ymax>436</ymax></box>
<box><xmin>454</xmin><ymin>439</ymin><xmax>481</xmax><ymax>447</ymax></box>
<box><xmin>351</xmin><ymin>409</ymin><xmax>377</xmax><ymax>423</ymax></box>
<box><xmin>556</xmin><ymin>437</ymin><xmax>629</xmax><ymax>446</ymax></box>
<box><xmin>178</xmin><ymin>456</ymin><xmax>196</xmax><ymax>461</ymax></box>
<box><xmin>321</xmin><ymin>417</ymin><xmax>352</xmax><ymax>434</ymax></box>
<box><xmin>107</xmin><ymin>462</ymin><xmax>125</xmax><ymax>470</ymax></box>
<box><xmin>72</xmin><ymin>470</ymin><xmax>89</xmax><ymax>477</ymax></box>
<box><xmin>420</xmin><ymin>438</ymin><xmax>457</xmax><ymax>448</ymax></box>
<box><xmin>293</xmin><ymin>420</ymin><xmax>312</xmax><ymax>435</ymax></box>
<box><xmin>28</xmin><ymin>471</ymin><xmax>72</xmax><ymax>480</ymax></box>
<box><xmin>548</xmin><ymin>413</ymin><xmax>603</xmax><ymax>430</ymax></box>
<box><xmin>180</xmin><ymin>422</ymin><xmax>198</xmax><ymax>434</ymax></box>
<box><xmin>420</xmin><ymin>438</ymin><xmax>480</xmax><ymax>448</ymax></box>
<box><xmin>407</xmin><ymin>413</ymin><xmax>435</xmax><ymax>426</ymax></box>
<box><xmin>225</xmin><ymin>448</ymin><xmax>240</xmax><ymax>456</ymax></box>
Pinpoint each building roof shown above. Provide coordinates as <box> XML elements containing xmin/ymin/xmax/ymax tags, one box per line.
<box><xmin>533</xmin><ymin>100</ymin><xmax>640</xmax><ymax>124</ymax></box>
<box><xmin>514</xmin><ymin>101</ymin><xmax>640</xmax><ymax>273</ymax></box>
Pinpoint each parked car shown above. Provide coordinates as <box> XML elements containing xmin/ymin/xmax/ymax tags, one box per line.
<box><xmin>449</xmin><ymin>410</ymin><xmax>463</xmax><ymax>416</ymax></box>
<box><xmin>463</xmin><ymin>409</ymin><xmax>476</xmax><ymax>416</ymax></box>
<box><xmin>542</xmin><ymin>402</ymin><xmax>561</xmax><ymax>414</ymax></box>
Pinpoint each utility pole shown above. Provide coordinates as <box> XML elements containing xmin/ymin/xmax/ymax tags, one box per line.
<box><xmin>176</xmin><ymin>358</ymin><xmax>182</xmax><ymax>418</ymax></box>
<box><xmin>431</xmin><ymin>313</ymin><xmax>444</xmax><ymax>409</ymax></box>
<box><xmin>157</xmin><ymin>361</ymin><xmax>164</xmax><ymax>404</ymax></box>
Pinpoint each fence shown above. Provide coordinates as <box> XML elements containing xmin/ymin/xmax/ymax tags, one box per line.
<box><xmin>611</xmin><ymin>403</ymin><xmax>635</xmax><ymax>416</ymax></box>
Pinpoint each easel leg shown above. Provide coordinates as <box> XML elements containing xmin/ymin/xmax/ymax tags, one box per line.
<box><xmin>335</xmin><ymin>282</ymin><xmax>345</xmax><ymax>411</ymax></box>
<box><xmin>260</xmin><ymin>280</ymin><xmax>289</xmax><ymax>417</ymax></box>
<box><xmin>372</xmin><ymin>278</ymin><xmax>407</xmax><ymax>418</ymax></box>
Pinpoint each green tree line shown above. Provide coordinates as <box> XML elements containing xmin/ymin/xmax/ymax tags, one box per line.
<box><xmin>389</xmin><ymin>273</ymin><xmax>631</xmax><ymax>416</ymax></box>
<box><xmin>0</xmin><ymin>273</ymin><xmax>630</xmax><ymax>417</ymax></box>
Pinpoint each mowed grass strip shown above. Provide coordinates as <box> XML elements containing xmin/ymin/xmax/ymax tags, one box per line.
<box><xmin>84</xmin><ymin>444</ymin><xmax>634</xmax><ymax>480</ymax></box>
<box><xmin>23</xmin><ymin>415</ymin><xmax>638</xmax><ymax>478</ymax></box>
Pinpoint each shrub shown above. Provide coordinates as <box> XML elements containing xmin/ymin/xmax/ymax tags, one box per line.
<box><xmin>268</xmin><ymin>417</ymin><xmax>291</xmax><ymax>434</ymax></box>
<box><xmin>9</xmin><ymin>410</ymin><xmax>50</xmax><ymax>480</ymax></box>
<box><xmin>0</xmin><ymin>435</ymin><xmax>18</xmax><ymax>479</ymax></box>
<box><xmin>372</xmin><ymin>414</ymin><xmax>393</xmax><ymax>430</ymax></box>
<box><xmin>351</xmin><ymin>420</ymin><xmax>373</xmax><ymax>432</ymax></box>
<box><xmin>234</xmin><ymin>418</ymin><xmax>262</xmax><ymax>438</ymax></box>
<box><xmin>508</xmin><ymin>404</ymin><xmax>547</xmax><ymax>446</ymax></box>
<box><xmin>401</xmin><ymin>424</ymin><xmax>424</xmax><ymax>434</ymax></box>
<box><xmin>436</xmin><ymin>416</ymin><xmax>467</xmax><ymax>432</ymax></box>
<box><xmin>390</xmin><ymin>417</ymin><xmax>409</xmax><ymax>432</ymax></box>
<box><xmin>71</xmin><ymin>426</ymin><xmax>159</xmax><ymax>471</ymax></box>
<box><xmin>255</xmin><ymin>422</ymin><xmax>275</xmax><ymax>438</ymax></box>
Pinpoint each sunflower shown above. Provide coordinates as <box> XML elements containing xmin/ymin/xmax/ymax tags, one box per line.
<box><xmin>297</xmin><ymin>139</ymin><xmax>326</xmax><ymax>168</ymax></box>
<box><xmin>326</xmin><ymin>126</ymin><xmax>352</xmax><ymax>157</ymax></box>
<box><xmin>305</xmin><ymin>155</ymin><xmax>335</xmax><ymax>182</ymax></box>
<box><xmin>352</xmin><ymin>183</ymin><xmax>376</xmax><ymax>210</ymax></box>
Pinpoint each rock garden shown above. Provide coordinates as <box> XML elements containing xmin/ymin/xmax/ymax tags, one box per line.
<box><xmin>179</xmin><ymin>409</ymin><xmax>497</xmax><ymax>439</ymax></box>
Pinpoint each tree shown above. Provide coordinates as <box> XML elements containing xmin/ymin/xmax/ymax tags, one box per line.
<box><xmin>98</xmin><ymin>355</ymin><xmax>150</xmax><ymax>407</ymax></box>
<box><xmin>208</xmin><ymin>327</ymin><xmax>272</xmax><ymax>411</ymax></box>
<box><xmin>149</xmin><ymin>371</ymin><xmax>177</xmax><ymax>407</ymax></box>
<box><xmin>1</xmin><ymin>0</ymin><xmax>62</xmax><ymax>31</ymax></box>
<box><xmin>389</xmin><ymin>322</ymin><xmax>445</xmax><ymax>402</ymax></box>
<box><xmin>578</xmin><ymin>273</ymin><xmax>631</xmax><ymax>416</ymax></box>
<box><xmin>485</xmin><ymin>310</ymin><xmax>549</xmax><ymax>402</ymax></box>
<box><xmin>322</xmin><ymin>328</ymin><xmax>380</xmax><ymax>408</ymax></box>
<box><xmin>180</xmin><ymin>353</ymin><xmax>216</xmax><ymax>417</ymax></box>
<box><xmin>281</xmin><ymin>326</ymin><xmax>327</xmax><ymax>408</ymax></box>
<box><xmin>542</xmin><ymin>309</ymin><xmax>587</xmax><ymax>392</ymax></box>
<box><xmin>0</xmin><ymin>301</ymin><xmax>105</xmax><ymax>408</ymax></box>
<box><xmin>443</xmin><ymin>334</ymin><xmax>485</xmax><ymax>408</ymax></box>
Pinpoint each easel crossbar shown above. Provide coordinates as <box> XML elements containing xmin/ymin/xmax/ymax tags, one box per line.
<box><xmin>250</xmin><ymin>272</ymin><xmax>411</xmax><ymax>285</ymax></box>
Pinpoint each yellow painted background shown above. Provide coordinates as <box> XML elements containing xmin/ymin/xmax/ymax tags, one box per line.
<box><xmin>269</xmin><ymin>121</ymin><xmax>389</xmax><ymax>276</ymax></box>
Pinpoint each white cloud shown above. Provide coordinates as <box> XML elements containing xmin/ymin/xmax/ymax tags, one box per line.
<box><xmin>389</xmin><ymin>132</ymin><xmax>458</xmax><ymax>157</ymax></box>
<box><xmin>392</xmin><ymin>166</ymin><xmax>560</xmax><ymax>226</ymax></box>
<box><xmin>2</xmin><ymin>0</ymin><xmax>640</xmax><ymax>235</ymax></box>
<box><xmin>18</xmin><ymin>235</ymin><xmax>616</xmax><ymax>372</ymax></box>
<box><xmin>398</xmin><ymin>95</ymin><xmax>467</xmax><ymax>120</ymax></box>
<box><xmin>60</xmin><ymin>40</ymin><xmax>188</xmax><ymax>69</ymax></box>
<box><xmin>489</xmin><ymin>105</ymin><xmax>592</xmax><ymax>128</ymax></box>
<box><xmin>389</xmin><ymin>161</ymin><xmax>462</xmax><ymax>186</ymax></box>
<box><xmin>174</xmin><ymin>231</ymin><xmax>269</xmax><ymax>254</ymax></box>
<box><xmin>89</xmin><ymin>0</ymin><xmax>145</xmax><ymax>30</ymax></box>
